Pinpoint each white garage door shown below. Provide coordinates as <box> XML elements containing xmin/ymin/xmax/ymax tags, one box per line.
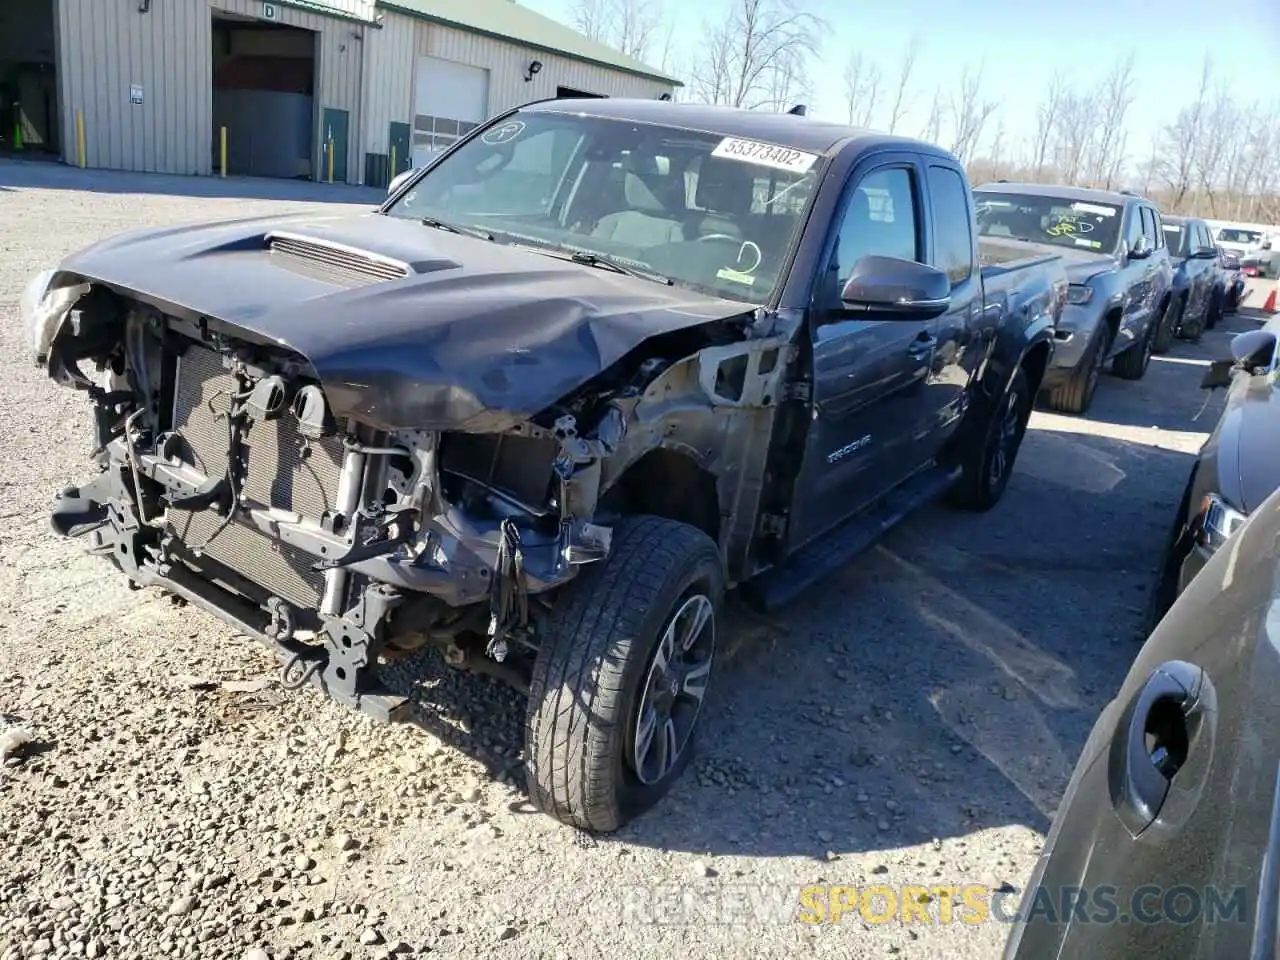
<box><xmin>413</xmin><ymin>56</ymin><xmax>489</xmax><ymax>167</ymax></box>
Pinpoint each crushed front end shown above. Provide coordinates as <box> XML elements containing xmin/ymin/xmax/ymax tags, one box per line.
<box><xmin>38</xmin><ymin>289</ymin><xmax>618</xmax><ymax>722</ymax></box>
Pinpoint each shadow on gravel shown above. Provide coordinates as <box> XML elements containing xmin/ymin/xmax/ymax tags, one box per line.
<box><xmin>0</xmin><ymin>158</ymin><xmax>383</xmax><ymax>205</ymax></box>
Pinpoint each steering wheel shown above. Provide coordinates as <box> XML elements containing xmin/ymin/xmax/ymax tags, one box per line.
<box><xmin>697</xmin><ymin>233</ymin><xmax>739</xmax><ymax>243</ymax></box>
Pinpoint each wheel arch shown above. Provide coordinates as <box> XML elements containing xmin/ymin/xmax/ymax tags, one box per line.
<box><xmin>598</xmin><ymin>447</ymin><xmax>722</xmax><ymax>544</ymax></box>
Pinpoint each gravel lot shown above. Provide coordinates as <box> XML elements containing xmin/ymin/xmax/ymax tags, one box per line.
<box><xmin>0</xmin><ymin>159</ymin><xmax>1267</xmax><ymax>960</ymax></box>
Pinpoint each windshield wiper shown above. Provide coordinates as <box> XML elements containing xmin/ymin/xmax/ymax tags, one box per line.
<box><xmin>565</xmin><ymin>251</ymin><xmax>672</xmax><ymax>285</ymax></box>
<box><xmin>420</xmin><ymin>216</ymin><xmax>494</xmax><ymax>242</ymax></box>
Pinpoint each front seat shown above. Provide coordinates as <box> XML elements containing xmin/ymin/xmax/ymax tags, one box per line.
<box><xmin>692</xmin><ymin>156</ymin><xmax>755</xmax><ymax>240</ymax></box>
<box><xmin>591</xmin><ymin>169</ymin><xmax>684</xmax><ymax>247</ymax></box>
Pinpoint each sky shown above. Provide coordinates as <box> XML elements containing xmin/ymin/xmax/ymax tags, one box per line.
<box><xmin>519</xmin><ymin>0</ymin><xmax>1280</xmax><ymax>167</ymax></box>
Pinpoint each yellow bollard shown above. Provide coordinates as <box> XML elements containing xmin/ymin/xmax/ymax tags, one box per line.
<box><xmin>76</xmin><ymin>109</ymin><xmax>86</xmax><ymax>168</ymax></box>
<box><xmin>220</xmin><ymin>126</ymin><xmax>227</xmax><ymax>178</ymax></box>
<box><xmin>327</xmin><ymin>138</ymin><xmax>334</xmax><ymax>184</ymax></box>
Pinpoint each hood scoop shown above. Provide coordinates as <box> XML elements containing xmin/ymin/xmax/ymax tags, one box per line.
<box><xmin>266</xmin><ymin>230</ymin><xmax>410</xmax><ymax>286</ymax></box>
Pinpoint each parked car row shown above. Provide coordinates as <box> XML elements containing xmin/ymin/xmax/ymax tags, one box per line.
<box><xmin>972</xmin><ymin>182</ymin><xmax>1246</xmax><ymax>415</ymax></box>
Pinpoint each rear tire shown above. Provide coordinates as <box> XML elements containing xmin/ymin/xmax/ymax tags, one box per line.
<box><xmin>1152</xmin><ymin>298</ymin><xmax>1179</xmax><ymax>354</ymax></box>
<box><xmin>1045</xmin><ymin>322</ymin><xmax>1112</xmax><ymax>415</ymax></box>
<box><xmin>1112</xmin><ymin>314</ymin><xmax>1156</xmax><ymax>380</ymax></box>
<box><xmin>949</xmin><ymin>367</ymin><xmax>1031</xmax><ymax>511</ymax></box>
<box><xmin>525</xmin><ymin>515</ymin><xmax>724</xmax><ymax>832</ymax></box>
<box><xmin>1205</xmin><ymin>287</ymin><xmax>1225</xmax><ymax>331</ymax></box>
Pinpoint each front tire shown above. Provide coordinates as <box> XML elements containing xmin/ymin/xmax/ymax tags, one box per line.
<box><xmin>1205</xmin><ymin>287</ymin><xmax>1225</xmax><ymax>330</ymax></box>
<box><xmin>1152</xmin><ymin>298</ymin><xmax>1179</xmax><ymax>354</ymax></box>
<box><xmin>949</xmin><ymin>367</ymin><xmax>1031</xmax><ymax>511</ymax></box>
<box><xmin>1112</xmin><ymin>314</ymin><xmax>1156</xmax><ymax>380</ymax></box>
<box><xmin>525</xmin><ymin>515</ymin><xmax>724</xmax><ymax>832</ymax></box>
<box><xmin>1045</xmin><ymin>322</ymin><xmax>1112</xmax><ymax>415</ymax></box>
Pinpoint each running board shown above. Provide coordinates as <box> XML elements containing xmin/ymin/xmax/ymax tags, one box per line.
<box><xmin>741</xmin><ymin>464</ymin><xmax>961</xmax><ymax>613</ymax></box>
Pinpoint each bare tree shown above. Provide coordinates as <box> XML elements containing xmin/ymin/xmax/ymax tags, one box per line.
<box><xmin>920</xmin><ymin>86</ymin><xmax>944</xmax><ymax>143</ymax></box>
<box><xmin>1052</xmin><ymin>87</ymin><xmax>1100</xmax><ymax>185</ymax></box>
<box><xmin>688</xmin><ymin>0</ymin><xmax>823</xmax><ymax>111</ymax></box>
<box><xmin>1030</xmin><ymin>72</ymin><xmax>1066</xmax><ymax>180</ymax></box>
<box><xmin>987</xmin><ymin>117</ymin><xmax>1007</xmax><ymax>180</ymax></box>
<box><xmin>841</xmin><ymin>51</ymin><xmax>882</xmax><ymax>128</ymax></box>
<box><xmin>947</xmin><ymin>64</ymin><xmax>1000</xmax><ymax>163</ymax></box>
<box><xmin>885</xmin><ymin>35</ymin><xmax>919</xmax><ymax>134</ymax></box>
<box><xmin>569</xmin><ymin>0</ymin><xmax>664</xmax><ymax>61</ymax></box>
<box><xmin>1085</xmin><ymin>53</ymin><xmax>1136</xmax><ymax>189</ymax></box>
<box><xmin>1157</xmin><ymin>55</ymin><xmax>1213</xmax><ymax>208</ymax></box>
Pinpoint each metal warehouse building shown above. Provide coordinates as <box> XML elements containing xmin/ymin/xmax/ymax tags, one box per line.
<box><xmin>0</xmin><ymin>0</ymin><xmax>680</xmax><ymax>185</ymax></box>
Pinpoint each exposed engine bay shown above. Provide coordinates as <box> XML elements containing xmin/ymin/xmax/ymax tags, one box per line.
<box><xmin>44</xmin><ymin>285</ymin><xmax>791</xmax><ymax>721</ymax></box>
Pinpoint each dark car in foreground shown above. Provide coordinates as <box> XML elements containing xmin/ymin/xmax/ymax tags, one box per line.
<box><xmin>1160</xmin><ymin>215</ymin><xmax>1226</xmax><ymax>341</ymax></box>
<box><xmin>21</xmin><ymin>98</ymin><xmax>1065</xmax><ymax>832</ymax></box>
<box><xmin>973</xmin><ymin>183</ymin><xmax>1174</xmax><ymax>415</ymax></box>
<box><xmin>1004</xmin><ymin>475</ymin><xmax>1280</xmax><ymax>958</ymax></box>
<box><xmin>1148</xmin><ymin>321</ymin><xmax>1280</xmax><ymax>626</ymax></box>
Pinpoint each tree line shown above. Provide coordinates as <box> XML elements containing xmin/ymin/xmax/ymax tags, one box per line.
<box><xmin>566</xmin><ymin>0</ymin><xmax>1280</xmax><ymax>225</ymax></box>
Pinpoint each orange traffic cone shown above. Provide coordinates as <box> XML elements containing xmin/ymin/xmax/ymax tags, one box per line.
<box><xmin>1264</xmin><ymin>288</ymin><xmax>1278</xmax><ymax>314</ymax></box>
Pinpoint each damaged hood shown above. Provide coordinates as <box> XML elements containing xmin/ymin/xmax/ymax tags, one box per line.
<box><xmin>59</xmin><ymin>212</ymin><xmax>753</xmax><ymax>431</ymax></box>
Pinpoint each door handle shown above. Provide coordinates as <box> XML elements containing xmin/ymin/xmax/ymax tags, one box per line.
<box><xmin>907</xmin><ymin>332</ymin><xmax>937</xmax><ymax>360</ymax></box>
<box><xmin>1109</xmin><ymin>659</ymin><xmax>1211</xmax><ymax>837</ymax></box>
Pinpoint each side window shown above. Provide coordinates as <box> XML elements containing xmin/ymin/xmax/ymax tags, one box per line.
<box><xmin>1140</xmin><ymin>207</ymin><xmax>1158</xmax><ymax>246</ymax></box>
<box><xmin>1124</xmin><ymin>207</ymin><xmax>1143</xmax><ymax>250</ymax></box>
<box><xmin>926</xmin><ymin>165</ymin><xmax>974</xmax><ymax>285</ymax></box>
<box><xmin>832</xmin><ymin>167</ymin><xmax>920</xmax><ymax>287</ymax></box>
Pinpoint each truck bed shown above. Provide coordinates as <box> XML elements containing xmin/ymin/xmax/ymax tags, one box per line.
<box><xmin>978</xmin><ymin>236</ymin><xmax>1060</xmax><ymax>275</ymax></box>
<box><xmin>977</xmin><ymin>237</ymin><xmax>1067</xmax><ymax>329</ymax></box>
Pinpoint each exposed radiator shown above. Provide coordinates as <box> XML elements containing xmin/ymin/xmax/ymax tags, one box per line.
<box><xmin>167</xmin><ymin>345</ymin><xmax>345</xmax><ymax>609</ymax></box>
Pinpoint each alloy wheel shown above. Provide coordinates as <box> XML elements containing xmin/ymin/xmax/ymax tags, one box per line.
<box><xmin>630</xmin><ymin>593</ymin><xmax>716</xmax><ymax>785</ymax></box>
<box><xmin>988</xmin><ymin>387</ymin><xmax>1023</xmax><ymax>488</ymax></box>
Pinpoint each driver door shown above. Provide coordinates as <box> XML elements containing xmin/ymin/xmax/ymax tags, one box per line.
<box><xmin>787</xmin><ymin>157</ymin><xmax>939</xmax><ymax>552</ymax></box>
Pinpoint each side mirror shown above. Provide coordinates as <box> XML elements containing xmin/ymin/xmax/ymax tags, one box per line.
<box><xmin>1129</xmin><ymin>236</ymin><xmax>1153</xmax><ymax>260</ymax></box>
<box><xmin>387</xmin><ymin>168</ymin><xmax>416</xmax><ymax>197</ymax></box>
<box><xmin>1194</xmin><ymin>246</ymin><xmax>1218</xmax><ymax>259</ymax></box>
<box><xmin>840</xmin><ymin>256</ymin><xmax>951</xmax><ymax>317</ymax></box>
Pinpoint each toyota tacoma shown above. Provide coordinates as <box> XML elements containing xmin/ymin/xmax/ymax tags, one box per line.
<box><xmin>22</xmin><ymin>99</ymin><xmax>1065</xmax><ymax>831</ymax></box>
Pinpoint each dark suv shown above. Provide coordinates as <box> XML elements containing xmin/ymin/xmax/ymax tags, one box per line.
<box><xmin>974</xmin><ymin>183</ymin><xmax>1175</xmax><ymax>414</ymax></box>
<box><xmin>1161</xmin><ymin>215</ymin><xmax>1226</xmax><ymax>341</ymax></box>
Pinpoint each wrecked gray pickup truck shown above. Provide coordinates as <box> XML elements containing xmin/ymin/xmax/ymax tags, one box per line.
<box><xmin>23</xmin><ymin>98</ymin><xmax>1064</xmax><ymax>832</ymax></box>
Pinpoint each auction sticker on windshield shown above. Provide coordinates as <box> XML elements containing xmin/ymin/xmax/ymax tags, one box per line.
<box><xmin>712</xmin><ymin>137</ymin><xmax>818</xmax><ymax>173</ymax></box>
<box><xmin>1071</xmin><ymin>202</ymin><xmax>1116</xmax><ymax>217</ymax></box>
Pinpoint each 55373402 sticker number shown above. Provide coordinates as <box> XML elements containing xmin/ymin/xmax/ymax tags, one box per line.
<box><xmin>711</xmin><ymin>137</ymin><xmax>818</xmax><ymax>173</ymax></box>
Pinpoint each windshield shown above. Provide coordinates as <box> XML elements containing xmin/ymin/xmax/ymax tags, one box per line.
<box><xmin>973</xmin><ymin>192</ymin><xmax>1122</xmax><ymax>253</ymax></box>
<box><xmin>1219</xmin><ymin>229</ymin><xmax>1261</xmax><ymax>244</ymax></box>
<box><xmin>383</xmin><ymin>110</ymin><xmax>821</xmax><ymax>302</ymax></box>
<box><xmin>1163</xmin><ymin>223</ymin><xmax>1187</xmax><ymax>256</ymax></box>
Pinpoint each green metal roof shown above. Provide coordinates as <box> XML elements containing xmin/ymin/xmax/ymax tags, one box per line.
<box><xmin>375</xmin><ymin>0</ymin><xmax>683</xmax><ymax>86</ymax></box>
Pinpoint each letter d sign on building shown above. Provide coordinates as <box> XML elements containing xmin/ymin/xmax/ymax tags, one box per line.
<box><xmin>262</xmin><ymin>3</ymin><xmax>277</xmax><ymax>20</ymax></box>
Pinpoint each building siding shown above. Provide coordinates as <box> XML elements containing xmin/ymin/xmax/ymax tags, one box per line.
<box><xmin>359</xmin><ymin>9</ymin><xmax>416</xmax><ymax>167</ymax></box>
<box><xmin>358</xmin><ymin>13</ymin><xmax>671</xmax><ymax>169</ymax></box>
<box><xmin>54</xmin><ymin>0</ymin><xmax>673</xmax><ymax>183</ymax></box>
<box><xmin>57</xmin><ymin>0</ymin><xmax>210</xmax><ymax>176</ymax></box>
<box><xmin>56</xmin><ymin>0</ymin><xmax>365</xmax><ymax>182</ymax></box>
<box><xmin>416</xmin><ymin>21</ymin><xmax>671</xmax><ymax>118</ymax></box>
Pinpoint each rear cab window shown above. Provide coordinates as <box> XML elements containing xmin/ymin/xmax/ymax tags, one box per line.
<box><xmin>926</xmin><ymin>165</ymin><xmax>974</xmax><ymax>286</ymax></box>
